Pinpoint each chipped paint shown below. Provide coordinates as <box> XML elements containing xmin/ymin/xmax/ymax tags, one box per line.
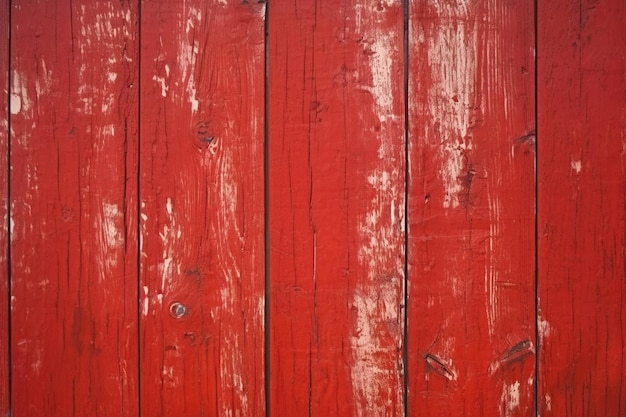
<box><xmin>544</xmin><ymin>394</ymin><xmax>552</xmax><ymax>411</ymax></box>
<box><xmin>500</xmin><ymin>381</ymin><xmax>521</xmax><ymax>417</ymax></box>
<box><xmin>152</xmin><ymin>73</ymin><xmax>169</xmax><ymax>97</ymax></box>
<box><xmin>11</xmin><ymin>70</ymin><xmax>31</xmax><ymax>115</ymax></box>
<box><xmin>101</xmin><ymin>202</ymin><xmax>123</xmax><ymax>249</ymax></box>
<box><xmin>159</xmin><ymin>198</ymin><xmax>182</xmax><ymax>293</ymax></box>
<box><xmin>351</xmin><ymin>281</ymin><xmax>402</xmax><ymax>417</ymax></box>
<box><xmin>142</xmin><ymin>286</ymin><xmax>150</xmax><ymax>316</ymax></box>
<box><xmin>538</xmin><ymin>316</ymin><xmax>551</xmax><ymax>340</ymax></box>
<box><xmin>486</xmin><ymin>190</ymin><xmax>501</xmax><ymax>336</ymax></box>
<box><xmin>178</xmin><ymin>6</ymin><xmax>201</xmax><ymax>113</ymax></box>
<box><xmin>362</xmin><ymin>35</ymin><xmax>395</xmax><ymax>123</ymax></box>
<box><xmin>351</xmin><ymin>3</ymin><xmax>404</xmax><ymax>413</ymax></box>
<box><xmin>95</xmin><ymin>202</ymin><xmax>125</xmax><ymax>280</ymax></box>
<box><xmin>422</xmin><ymin>11</ymin><xmax>478</xmax><ymax>208</ymax></box>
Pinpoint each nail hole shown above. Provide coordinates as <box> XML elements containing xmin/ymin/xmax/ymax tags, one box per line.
<box><xmin>169</xmin><ymin>302</ymin><xmax>188</xmax><ymax>319</ymax></box>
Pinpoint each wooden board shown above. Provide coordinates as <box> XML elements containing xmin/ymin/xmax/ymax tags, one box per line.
<box><xmin>0</xmin><ymin>1</ymin><xmax>8</xmax><ymax>414</ymax></box>
<box><xmin>138</xmin><ymin>1</ymin><xmax>265</xmax><ymax>416</ymax></box>
<box><xmin>268</xmin><ymin>1</ymin><xmax>406</xmax><ymax>416</ymax></box>
<box><xmin>537</xmin><ymin>0</ymin><xmax>626</xmax><ymax>415</ymax></box>
<box><xmin>407</xmin><ymin>1</ymin><xmax>536</xmax><ymax>416</ymax></box>
<box><xmin>9</xmin><ymin>1</ymin><xmax>139</xmax><ymax>415</ymax></box>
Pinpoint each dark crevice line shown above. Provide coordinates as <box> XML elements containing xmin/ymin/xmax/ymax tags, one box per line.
<box><xmin>7</xmin><ymin>1</ymin><xmax>12</xmax><ymax>415</ymax></box>
<box><xmin>402</xmin><ymin>1</ymin><xmax>410</xmax><ymax>417</ymax></box>
<box><xmin>534</xmin><ymin>0</ymin><xmax>540</xmax><ymax>416</ymax></box>
<box><xmin>136</xmin><ymin>0</ymin><xmax>142</xmax><ymax>416</ymax></box>
<box><xmin>263</xmin><ymin>1</ymin><xmax>270</xmax><ymax>417</ymax></box>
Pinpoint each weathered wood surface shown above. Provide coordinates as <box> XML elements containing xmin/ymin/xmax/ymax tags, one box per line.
<box><xmin>139</xmin><ymin>1</ymin><xmax>266</xmax><ymax>415</ymax></box>
<box><xmin>9</xmin><ymin>1</ymin><xmax>139</xmax><ymax>416</ymax></box>
<box><xmin>3</xmin><ymin>1</ymin><xmax>626</xmax><ymax>416</ymax></box>
<box><xmin>407</xmin><ymin>1</ymin><xmax>536</xmax><ymax>416</ymax></box>
<box><xmin>538</xmin><ymin>0</ymin><xmax>626</xmax><ymax>416</ymax></box>
<box><xmin>0</xmin><ymin>1</ymin><xmax>8</xmax><ymax>414</ymax></box>
<box><xmin>268</xmin><ymin>1</ymin><xmax>406</xmax><ymax>416</ymax></box>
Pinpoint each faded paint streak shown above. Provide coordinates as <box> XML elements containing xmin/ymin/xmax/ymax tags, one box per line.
<box><xmin>500</xmin><ymin>381</ymin><xmax>520</xmax><ymax>417</ymax></box>
<box><xmin>351</xmin><ymin>2</ymin><xmax>404</xmax><ymax>415</ymax></box>
<box><xmin>422</xmin><ymin>12</ymin><xmax>478</xmax><ymax>208</ymax></box>
<box><xmin>96</xmin><ymin>202</ymin><xmax>124</xmax><ymax>279</ymax></box>
<box><xmin>158</xmin><ymin>197</ymin><xmax>181</xmax><ymax>294</ymax></box>
<box><xmin>178</xmin><ymin>5</ymin><xmax>201</xmax><ymax>113</ymax></box>
<box><xmin>485</xmin><ymin>189</ymin><xmax>501</xmax><ymax>336</ymax></box>
<box><xmin>11</xmin><ymin>71</ymin><xmax>31</xmax><ymax>116</ymax></box>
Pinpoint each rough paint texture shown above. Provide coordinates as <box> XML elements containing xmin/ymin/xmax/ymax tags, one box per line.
<box><xmin>407</xmin><ymin>1</ymin><xmax>536</xmax><ymax>416</ymax></box>
<box><xmin>538</xmin><ymin>0</ymin><xmax>626</xmax><ymax>416</ymax></box>
<box><xmin>0</xmin><ymin>1</ymin><xmax>8</xmax><ymax>414</ymax></box>
<box><xmin>268</xmin><ymin>1</ymin><xmax>405</xmax><ymax>416</ymax></box>
<box><xmin>3</xmin><ymin>1</ymin><xmax>626</xmax><ymax>416</ymax></box>
<box><xmin>139</xmin><ymin>1</ymin><xmax>265</xmax><ymax>416</ymax></box>
<box><xmin>9</xmin><ymin>1</ymin><xmax>139</xmax><ymax>416</ymax></box>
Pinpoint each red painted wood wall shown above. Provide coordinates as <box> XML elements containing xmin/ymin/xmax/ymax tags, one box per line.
<box><xmin>1</xmin><ymin>1</ymin><xmax>624</xmax><ymax>416</ymax></box>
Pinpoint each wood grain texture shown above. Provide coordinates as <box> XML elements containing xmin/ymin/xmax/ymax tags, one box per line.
<box><xmin>9</xmin><ymin>1</ymin><xmax>139</xmax><ymax>416</ymax></box>
<box><xmin>537</xmin><ymin>0</ymin><xmax>626</xmax><ymax>416</ymax></box>
<box><xmin>407</xmin><ymin>1</ymin><xmax>536</xmax><ymax>416</ymax></box>
<box><xmin>0</xmin><ymin>1</ymin><xmax>8</xmax><ymax>414</ymax></box>
<box><xmin>268</xmin><ymin>1</ymin><xmax>405</xmax><ymax>416</ymax></box>
<box><xmin>138</xmin><ymin>1</ymin><xmax>265</xmax><ymax>416</ymax></box>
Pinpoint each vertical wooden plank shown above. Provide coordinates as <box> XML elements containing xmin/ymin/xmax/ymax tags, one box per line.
<box><xmin>10</xmin><ymin>1</ymin><xmax>139</xmax><ymax>415</ymax></box>
<box><xmin>0</xmin><ymin>0</ymin><xmax>8</xmax><ymax>414</ymax></box>
<box><xmin>139</xmin><ymin>1</ymin><xmax>265</xmax><ymax>416</ymax></box>
<box><xmin>538</xmin><ymin>1</ymin><xmax>626</xmax><ymax>415</ymax></box>
<box><xmin>268</xmin><ymin>1</ymin><xmax>405</xmax><ymax>416</ymax></box>
<box><xmin>407</xmin><ymin>1</ymin><xmax>535</xmax><ymax>416</ymax></box>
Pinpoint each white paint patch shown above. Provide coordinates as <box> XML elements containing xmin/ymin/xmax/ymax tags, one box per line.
<box><xmin>178</xmin><ymin>7</ymin><xmax>201</xmax><ymax>113</ymax></box>
<box><xmin>140</xmin><ymin>201</ymin><xmax>147</xmax><ymax>257</ymax></box>
<box><xmin>363</xmin><ymin>34</ymin><xmax>395</xmax><ymax>123</ymax></box>
<box><xmin>100</xmin><ymin>124</ymin><xmax>115</xmax><ymax>138</ymax></box>
<box><xmin>11</xmin><ymin>71</ymin><xmax>32</xmax><ymax>115</ymax></box>
<box><xmin>93</xmin><ymin>202</ymin><xmax>124</xmax><ymax>280</ymax></box>
<box><xmin>162</xmin><ymin>366</ymin><xmax>178</xmax><ymax>384</ymax></box>
<box><xmin>351</xmin><ymin>5</ymin><xmax>405</xmax><ymax>409</ymax></box>
<box><xmin>422</xmin><ymin>12</ymin><xmax>478</xmax><ymax>208</ymax></box>
<box><xmin>351</xmin><ymin>279</ymin><xmax>402</xmax><ymax>417</ymax></box>
<box><xmin>142</xmin><ymin>286</ymin><xmax>150</xmax><ymax>316</ymax></box>
<box><xmin>538</xmin><ymin>316</ymin><xmax>551</xmax><ymax>340</ymax></box>
<box><xmin>545</xmin><ymin>394</ymin><xmax>552</xmax><ymax>411</ymax></box>
<box><xmin>10</xmin><ymin>93</ymin><xmax>21</xmax><ymax>114</ymax></box>
<box><xmin>153</xmin><ymin>73</ymin><xmax>169</xmax><ymax>97</ymax></box>
<box><xmin>35</xmin><ymin>58</ymin><xmax>53</xmax><ymax>101</ymax></box>
<box><xmin>571</xmin><ymin>159</ymin><xmax>582</xmax><ymax>174</ymax></box>
<box><xmin>102</xmin><ymin>203</ymin><xmax>123</xmax><ymax>249</ymax></box>
<box><xmin>500</xmin><ymin>381</ymin><xmax>520</xmax><ymax>417</ymax></box>
<box><xmin>159</xmin><ymin>198</ymin><xmax>181</xmax><ymax>293</ymax></box>
<box><xmin>485</xmin><ymin>190</ymin><xmax>501</xmax><ymax>336</ymax></box>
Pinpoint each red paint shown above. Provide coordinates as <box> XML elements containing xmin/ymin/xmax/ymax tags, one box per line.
<box><xmin>538</xmin><ymin>0</ymin><xmax>626</xmax><ymax>415</ymax></box>
<box><xmin>407</xmin><ymin>1</ymin><xmax>536</xmax><ymax>416</ymax></box>
<box><xmin>3</xmin><ymin>1</ymin><xmax>625</xmax><ymax>416</ymax></box>
<box><xmin>9</xmin><ymin>1</ymin><xmax>139</xmax><ymax>415</ymax></box>
<box><xmin>0</xmin><ymin>1</ymin><xmax>8</xmax><ymax>414</ymax></box>
<box><xmin>268</xmin><ymin>1</ymin><xmax>405</xmax><ymax>416</ymax></box>
<box><xmin>138</xmin><ymin>1</ymin><xmax>265</xmax><ymax>416</ymax></box>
